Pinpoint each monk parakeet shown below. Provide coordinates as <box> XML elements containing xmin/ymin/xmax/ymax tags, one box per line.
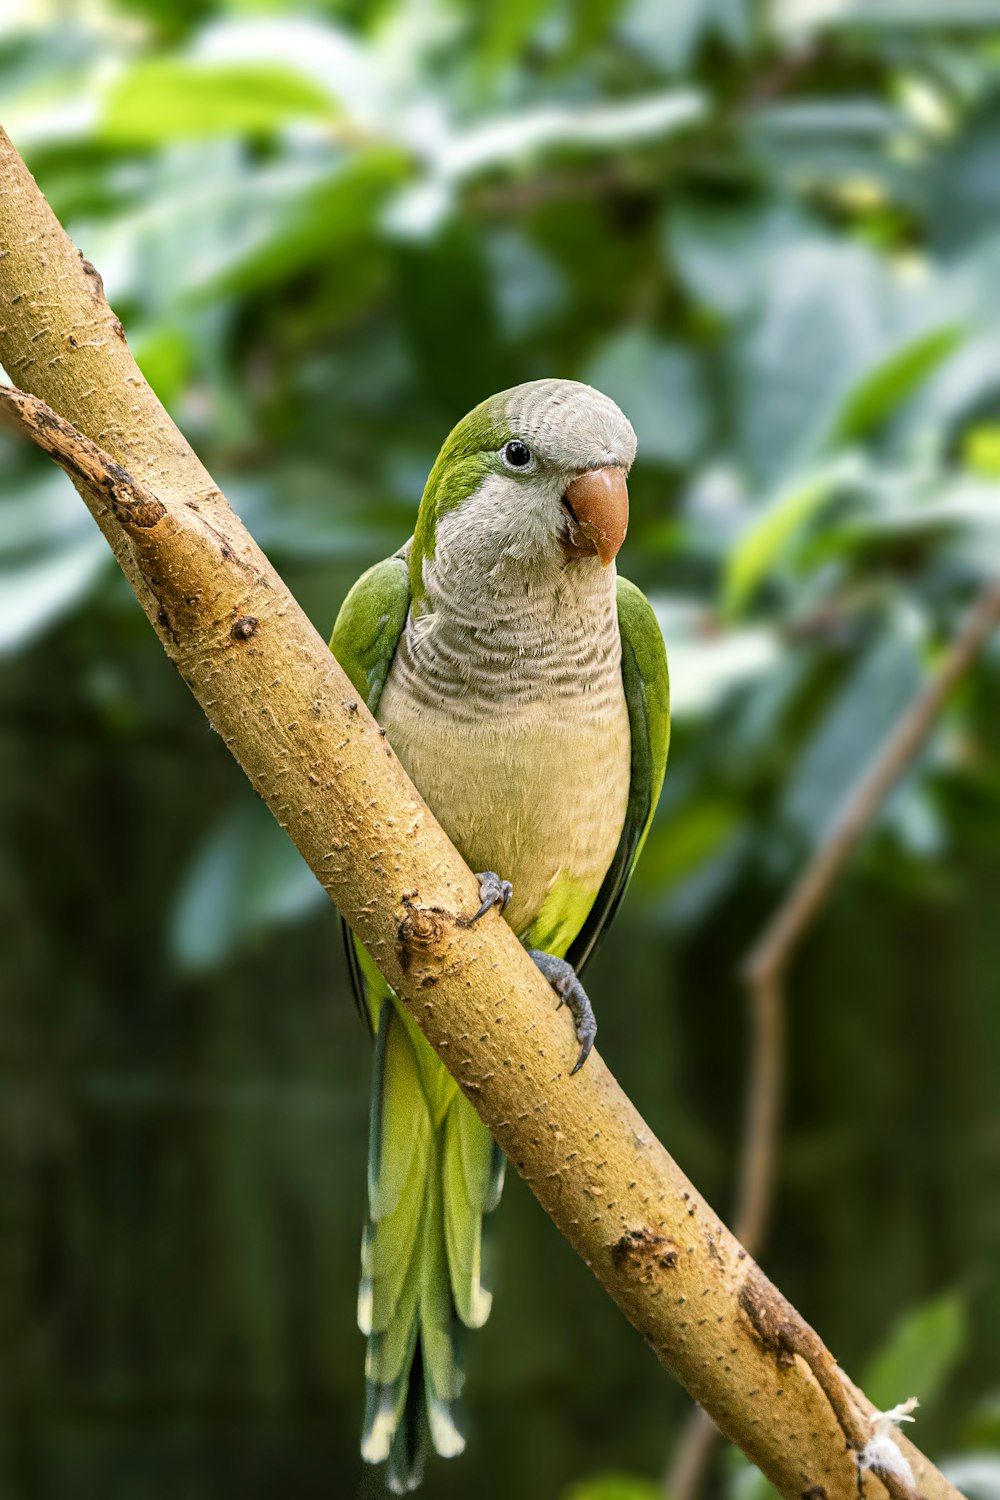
<box><xmin>330</xmin><ymin>378</ymin><xmax>669</xmax><ymax>1491</ymax></box>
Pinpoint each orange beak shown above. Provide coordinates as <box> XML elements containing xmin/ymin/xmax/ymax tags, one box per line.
<box><xmin>561</xmin><ymin>466</ymin><xmax>629</xmax><ymax>566</ymax></box>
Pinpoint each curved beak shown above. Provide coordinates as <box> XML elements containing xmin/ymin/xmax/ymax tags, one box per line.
<box><xmin>562</xmin><ymin>466</ymin><xmax>629</xmax><ymax>566</ymax></box>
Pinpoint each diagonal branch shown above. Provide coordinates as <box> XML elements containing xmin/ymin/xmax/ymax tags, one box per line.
<box><xmin>0</xmin><ymin>124</ymin><xmax>971</xmax><ymax>1500</ymax></box>
<box><xmin>745</xmin><ymin>579</ymin><xmax>1000</xmax><ymax>1013</ymax></box>
<box><xmin>738</xmin><ymin>577</ymin><xmax>1000</xmax><ymax>1252</ymax></box>
<box><xmin>668</xmin><ymin>583</ymin><xmax>1000</xmax><ymax>1500</ymax></box>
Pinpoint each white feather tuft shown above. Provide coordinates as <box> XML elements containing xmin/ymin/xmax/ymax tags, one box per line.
<box><xmin>464</xmin><ymin>1281</ymin><xmax>493</xmax><ymax>1330</ymax></box>
<box><xmin>426</xmin><ymin>1393</ymin><xmax>466</xmax><ymax>1458</ymax></box>
<box><xmin>361</xmin><ymin>1403</ymin><xmax>396</xmax><ymax>1464</ymax></box>
<box><xmin>387</xmin><ymin>1469</ymin><xmax>423</xmax><ymax>1495</ymax></box>
<box><xmin>856</xmin><ymin>1396</ymin><xmax>919</xmax><ymax>1489</ymax></box>
<box><xmin>357</xmin><ymin>1276</ymin><xmax>373</xmax><ymax>1336</ymax></box>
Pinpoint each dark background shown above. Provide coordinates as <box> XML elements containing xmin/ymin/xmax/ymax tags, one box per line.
<box><xmin>1</xmin><ymin>2</ymin><xmax>999</xmax><ymax>1497</ymax></box>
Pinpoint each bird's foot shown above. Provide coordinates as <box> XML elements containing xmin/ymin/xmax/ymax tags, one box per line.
<box><xmin>527</xmin><ymin>950</ymin><xmax>596</xmax><ymax>1075</ymax></box>
<box><xmin>471</xmin><ymin>871</ymin><xmax>513</xmax><ymax>924</ymax></box>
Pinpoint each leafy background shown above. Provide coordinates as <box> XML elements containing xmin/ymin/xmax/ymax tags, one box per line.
<box><xmin>2</xmin><ymin>0</ymin><xmax>1000</xmax><ymax>1497</ymax></box>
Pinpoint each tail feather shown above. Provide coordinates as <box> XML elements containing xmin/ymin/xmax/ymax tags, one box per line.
<box><xmin>442</xmin><ymin>1098</ymin><xmax>502</xmax><ymax>1328</ymax></box>
<box><xmin>419</xmin><ymin>1173</ymin><xmax>466</xmax><ymax>1461</ymax></box>
<box><xmin>457</xmin><ymin>1090</ymin><xmax>506</xmax><ymax>1216</ymax></box>
<box><xmin>368</xmin><ymin>1002</ymin><xmax>431</xmax><ymax>1219</ymax></box>
<box><xmin>386</xmin><ymin>1342</ymin><xmax>426</xmax><ymax>1493</ymax></box>
<box><xmin>361</xmin><ymin>1316</ymin><xmax>417</xmax><ymax>1465</ymax></box>
<box><xmin>358</xmin><ymin>981</ymin><xmax>505</xmax><ymax>1484</ymax></box>
<box><xmin>361</xmin><ymin>1151</ymin><xmax>428</xmax><ymax>1341</ymax></box>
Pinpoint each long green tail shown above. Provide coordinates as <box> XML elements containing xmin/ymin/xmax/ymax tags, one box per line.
<box><xmin>357</xmin><ymin>966</ymin><xmax>505</xmax><ymax>1492</ymax></box>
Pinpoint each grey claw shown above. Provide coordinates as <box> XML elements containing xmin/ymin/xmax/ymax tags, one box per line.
<box><xmin>527</xmin><ymin>949</ymin><xmax>597</xmax><ymax>1074</ymax></box>
<box><xmin>472</xmin><ymin>871</ymin><xmax>513</xmax><ymax>924</ymax></box>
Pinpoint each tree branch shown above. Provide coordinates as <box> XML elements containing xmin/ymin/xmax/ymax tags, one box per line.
<box><xmin>0</xmin><ymin>125</ymin><xmax>969</xmax><ymax>1500</ymax></box>
<box><xmin>668</xmin><ymin>584</ymin><xmax>1000</xmax><ymax>1499</ymax></box>
<box><xmin>745</xmin><ymin>581</ymin><xmax>1000</xmax><ymax>1002</ymax></box>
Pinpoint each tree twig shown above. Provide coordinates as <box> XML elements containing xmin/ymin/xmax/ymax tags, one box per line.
<box><xmin>745</xmin><ymin>582</ymin><xmax>1000</xmax><ymax>1001</ymax></box>
<box><xmin>667</xmin><ymin>581</ymin><xmax>1000</xmax><ymax>1500</ymax></box>
<box><xmin>0</xmin><ymin>125</ymin><xmax>969</xmax><ymax>1500</ymax></box>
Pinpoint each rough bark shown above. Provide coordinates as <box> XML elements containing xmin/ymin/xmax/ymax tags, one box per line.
<box><xmin>0</xmin><ymin>127</ymin><xmax>967</xmax><ymax>1500</ymax></box>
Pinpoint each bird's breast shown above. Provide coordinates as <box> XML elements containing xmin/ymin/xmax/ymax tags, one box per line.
<box><xmin>377</xmin><ymin>658</ymin><xmax>631</xmax><ymax>943</ymax></box>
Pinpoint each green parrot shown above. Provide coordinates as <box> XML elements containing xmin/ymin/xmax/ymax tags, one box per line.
<box><xmin>329</xmin><ymin>378</ymin><xmax>669</xmax><ymax>1491</ymax></box>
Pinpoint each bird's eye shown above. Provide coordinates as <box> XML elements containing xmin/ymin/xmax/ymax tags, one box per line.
<box><xmin>501</xmin><ymin>440</ymin><xmax>532</xmax><ymax>470</ymax></box>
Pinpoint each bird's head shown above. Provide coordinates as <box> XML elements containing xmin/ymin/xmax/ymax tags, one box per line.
<box><xmin>411</xmin><ymin>379</ymin><xmax>636</xmax><ymax>593</ymax></box>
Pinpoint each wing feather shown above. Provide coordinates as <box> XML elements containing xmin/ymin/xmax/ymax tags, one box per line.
<box><xmin>329</xmin><ymin>547</ymin><xmax>411</xmax><ymax>712</ymax></box>
<box><xmin>567</xmin><ymin>575</ymin><xmax>670</xmax><ymax>975</ymax></box>
<box><xmin>329</xmin><ymin>549</ymin><xmax>411</xmax><ymax>1027</ymax></box>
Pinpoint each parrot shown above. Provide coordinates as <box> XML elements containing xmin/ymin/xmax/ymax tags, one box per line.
<box><xmin>329</xmin><ymin>378</ymin><xmax>669</xmax><ymax>1492</ymax></box>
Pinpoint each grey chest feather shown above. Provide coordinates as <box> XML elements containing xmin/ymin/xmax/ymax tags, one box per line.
<box><xmin>377</xmin><ymin>557</ymin><xmax>631</xmax><ymax>936</ymax></box>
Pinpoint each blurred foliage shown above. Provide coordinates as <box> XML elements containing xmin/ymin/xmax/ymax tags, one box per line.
<box><xmin>2</xmin><ymin>0</ymin><xmax>1000</xmax><ymax>1496</ymax></box>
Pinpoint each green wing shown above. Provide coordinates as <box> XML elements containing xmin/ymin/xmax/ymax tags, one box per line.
<box><xmin>567</xmin><ymin>574</ymin><xmax>670</xmax><ymax>975</ymax></box>
<box><xmin>330</xmin><ymin>551</ymin><xmax>410</xmax><ymax>1034</ymax></box>
<box><xmin>329</xmin><ymin>548</ymin><xmax>411</xmax><ymax>714</ymax></box>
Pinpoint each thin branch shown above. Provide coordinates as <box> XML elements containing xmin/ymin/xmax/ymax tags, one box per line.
<box><xmin>0</xmin><ymin>384</ymin><xmax>166</xmax><ymax>527</ymax></box>
<box><xmin>667</xmin><ymin>581</ymin><xmax>1000</xmax><ymax>1500</ymax></box>
<box><xmin>745</xmin><ymin>582</ymin><xmax>1000</xmax><ymax>1000</ymax></box>
<box><xmin>0</xmin><ymin>125</ymin><xmax>969</xmax><ymax>1500</ymax></box>
<box><xmin>738</xmin><ymin>37</ymin><xmax>832</xmax><ymax>114</ymax></box>
<box><xmin>667</xmin><ymin>1408</ymin><xmax>721</xmax><ymax>1500</ymax></box>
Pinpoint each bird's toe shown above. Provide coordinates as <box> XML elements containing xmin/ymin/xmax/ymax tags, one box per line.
<box><xmin>472</xmin><ymin>871</ymin><xmax>514</xmax><ymax>924</ymax></box>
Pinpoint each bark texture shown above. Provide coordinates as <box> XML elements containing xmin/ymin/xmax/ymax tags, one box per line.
<box><xmin>0</xmin><ymin>127</ymin><xmax>966</xmax><ymax>1500</ymax></box>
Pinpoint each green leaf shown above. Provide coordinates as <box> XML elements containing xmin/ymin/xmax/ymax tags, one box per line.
<box><xmin>623</xmin><ymin>0</ymin><xmax>750</xmax><ymax>71</ymax></box>
<box><xmin>0</xmin><ymin>532</ymin><xmax>107</xmax><ymax>655</ymax></box>
<box><xmin>170</xmin><ymin>799</ymin><xmax>326</xmax><ymax>973</ymax></box>
<box><xmin>725</xmin><ymin>1448</ymin><xmax>784</xmax><ymax>1500</ymax></box>
<box><xmin>665</xmin><ymin>196</ymin><xmax>807</xmax><ymax>318</ymax></box>
<box><xmin>723</xmin><ymin>457</ymin><xmax>861</xmax><ymax>616</ymax></box>
<box><xmin>782</xmin><ymin>621</ymin><xmax>924</xmax><ymax>848</ymax></box>
<box><xmin>130</xmin><ymin>325</ymin><xmax>193</xmax><ymax>410</ymax></box>
<box><xmin>959</xmin><ymin>1388</ymin><xmax>1000</xmax><ymax>1449</ymax></box>
<box><xmin>733</xmin><ymin>241</ymin><xmax>890</xmax><ymax>485</ymax></box>
<box><xmin>635</xmin><ymin>801</ymin><xmax>740</xmax><ymax>892</ymax></box>
<box><xmin>656</xmin><ymin>605</ymin><xmax>780</xmax><ymax>717</ymax></box>
<box><xmin>964</xmin><ymin>424</ymin><xmax>1000</xmax><ymax>477</ymax></box>
<box><xmin>115</xmin><ymin>146</ymin><xmax>408</xmax><ymax>309</ymax></box>
<box><xmin>829</xmin><ymin>324</ymin><xmax>964</xmax><ymax>445</ymax></box>
<box><xmin>386</xmin><ymin>91</ymin><xmax>706</xmax><ymax>236</ymax></box>
<box><xmin>99</xmin><ymin>59</ymin><xmax>337</xmax><ymax>144</ymax></box>
<box><xmin>818</xmin><ymin>484</ymin><xmax>1000</xmax><ymax>554</ymax></box>
<box><xmin>0</xmin><ymin>468</ymin><xmax>109</xmax><ymax>653</ymax></box>
<box><xmin>487</xmin><ymin>227</ymin><xmax>566</xmax><ymax>338</ymax></box>
<box><xmin>475</xmin><ymin>0</ymin><xmax>547</xmax><ymax>73</ymax></box>
<box><xmin>563</xmin><ymin>1475</ymin><xmax>661</xmax><ymax>1500</ymax></box>
<box><xmin>750</xmin><ymin>99</ymin><xmax>901</xmax><ymax>140</ymax></box>
<box><xmin>774</xmin><ymin>0</ymin><xmax>1000</xmax><ymax>32</ymax></box>
<box><xmin>196</xmin><ymin>148</ymin><xmax>408</xmax><ymax>298</ymax></box>
<box><xmin>443</xmin><ymin>90</ymin><xmax>707</xmax><ymax>172</ymax></box>
<box><xmin>863</xmin><ymin>1288</ymin><xmax>968</xmax><ymax>1413</ymax></box>
<box><xmin>940</xmin><ymin>1458</ymin><xmax>1000</xmax><ymax>1500</ymax></box>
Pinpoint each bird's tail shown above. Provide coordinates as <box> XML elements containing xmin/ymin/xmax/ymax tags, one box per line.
<box><xmin>358</xmin><ymin>993</ymin><xmax>505</xmax><ymax>1493</ymax></box>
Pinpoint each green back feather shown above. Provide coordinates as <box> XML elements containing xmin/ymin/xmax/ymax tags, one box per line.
<box><xmin>330</xmin><ymin>551</ymin><xmax>410</xmax><ymax>712</ymax></box>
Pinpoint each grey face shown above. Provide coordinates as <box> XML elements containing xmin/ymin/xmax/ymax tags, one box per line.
<box><xmin>428</xmin><ymin>379</ymin><xmax>637</xmax><ymax>578</ymax></box>
<box><xmin>499</xmin><ymin>379</ymin><xmax>637</xmax><ymax>477</ymax></box>
<box><xmin>485</xmin><ymin>380</ymin><xmax>636</xmax><ymax>567</ymax></box>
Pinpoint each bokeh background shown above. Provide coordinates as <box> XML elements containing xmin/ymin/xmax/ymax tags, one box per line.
<box><xmin>2</xmin><ymin>1</ymin><xmax>1000</xmax><ymax>1497</ymax></box>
